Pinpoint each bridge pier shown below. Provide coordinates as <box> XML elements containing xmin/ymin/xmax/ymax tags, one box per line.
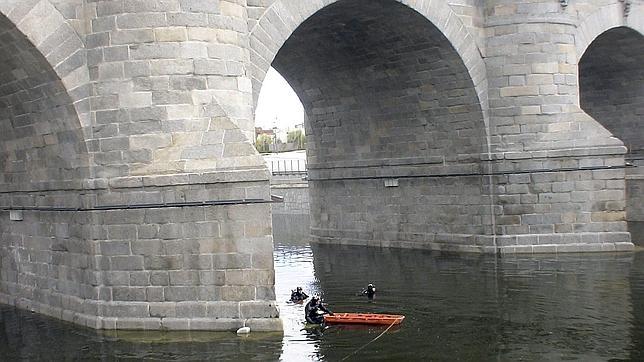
<box><xmin>483</xmin><ymin>5</ymin><xmax>633</xmax><ymax>252</ymax></box>
<box><xmin>0</xmin><ymin>0</ymin><xmax>281</xmax><ymax>331</ymax></box>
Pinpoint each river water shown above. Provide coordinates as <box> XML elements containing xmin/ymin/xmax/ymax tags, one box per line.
<box><xmin>1</xmin><ymin>239</ymin><xmax>643</xmax><ymax>361</ymax></box>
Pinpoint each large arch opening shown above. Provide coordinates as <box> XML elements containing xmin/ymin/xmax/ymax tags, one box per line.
<box><xmin>579</xmin><ymin>26</ymin><xmax>644</xmax><ymax>243</ymax></box>
<box><xmin>263</xmin><ymin>0</ymin><xmax>491</xmax><ymax>250</ymax></box>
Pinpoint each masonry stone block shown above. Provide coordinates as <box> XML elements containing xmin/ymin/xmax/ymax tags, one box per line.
<box><xmin>145</xmin><ymin>255</ymin><xmax>183</xmax><ymax>270</ymax></box>
<box><xmin>176</xmin><ymin>301</ymin><xmax>207</xmax><ymax>318</ymax></box>
<box><xmin>104</xmin><ymin>303</ymin><xmax>149</xmax><ymax>318</ymax></box>
<box><xmin>159</xmin><ymin>317</ymin><xmax>189</xmax><ymax>329</ymax></box>
<box><xmin>130</xmin><ymin>272</ymin><xmax>151</xmax><ymax>286</ymax></box>
<box><xmin>113</xmin><ymin>287</ymin><xmax>147</xmax><ymax>302</ymax></box>
<box><xmin>100</xmin><ymin>241</ymin><xmax>131</xmax><ymax>256</ymax></box>
<box><xmin>199</xmin><ymin>271</ymin><xmax>226</xmax><ymax>285</ymax></box>
<box><xmin>149</xmin><ymin>302</ymin><xmax>176</xmax><ymax>318</ymax></box>
<box><xmin>110</xmin><ymin>256</ymin><xmax>145</xmax><ymax>271</ymax></box>
<box><xmin>169</xmin><ymin>271</ymin><xmax>200</xmax><ymax>286</ymax></box>
<box><xmin>131</xmin><ymin>240</ymin><xmax>163</xmax><ymax>255</ymax></box>
<box><xmin>240</xmin><ymin>301</ymin><xmax>279</xmax><ymax>319</ymax></box>
<box><xmin>221</xmin><ymin>286</ymin><xmax>255</xmax><ymax>302</ymax></box>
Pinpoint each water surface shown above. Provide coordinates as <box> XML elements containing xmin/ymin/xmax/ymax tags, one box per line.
<box><xmin>277</xmin><ymin>242</ymin><xmax>644</xmax><ymax>361</ymax></box>
<box><xmin>1</xmin><ymin>239</ymin><xmax>642</xmax><ymax>361</ymax></box>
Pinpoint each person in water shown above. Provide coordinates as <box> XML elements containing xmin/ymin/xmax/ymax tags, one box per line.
<box><xmin>362</xmin><ymin>283</ymin><xmax>376</xmax><ymax>299</ymax></box>
<box><xmin>305</xmin><ymin>295</ymin><xmax>333</xmax><ymax>324</ymax></box>
<box><xmin>290</xmin><ymin>287</ymin><xmax>308</xmax><ymax>302</ymax></box>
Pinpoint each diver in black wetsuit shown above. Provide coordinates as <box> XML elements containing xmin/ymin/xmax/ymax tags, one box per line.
<box><xmin>290</xmin><ymin>287</ymin><xmax>309</xmax><ymax>302</ymax></box>
<box><xmin>305</xmin><ymin>296</ymin><xmax>333</xmax><ymax>324</ymax></box>
<box><xmin>362</xmin><ymin>283</ymin><xmax>376</xmax><ymax>299</ymax></box>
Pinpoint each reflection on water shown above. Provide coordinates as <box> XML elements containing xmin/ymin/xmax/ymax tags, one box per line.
<box><xmin>0</xmin><ymin>306</ymin><xmax>283</xmax><ymax>360</ymax></box>
<box><xmin>297</xmin><ymin>244</ymin><xmax>644</xmax><ymax>361</ymax></box>
<box><xmin>631</xmin><ymin>251</ymin><xmax>644</xmax><ymax>361</ymax></box>
<box><xmin>0</xmin><ymin>236</ymin><xmax>643</xmax><ymax>361</ymax></box>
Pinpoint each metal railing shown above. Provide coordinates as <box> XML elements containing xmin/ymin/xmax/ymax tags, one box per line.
<box><xmin>269</xmin><ymin>159</ymin><xmax>308</xmax><ymax>176</ymax></box>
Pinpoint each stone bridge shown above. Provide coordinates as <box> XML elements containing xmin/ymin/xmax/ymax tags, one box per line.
<box><xmin>0</xmin><ymin>0</ymin><xmax>642</xmax><ymax>331</ymax></box>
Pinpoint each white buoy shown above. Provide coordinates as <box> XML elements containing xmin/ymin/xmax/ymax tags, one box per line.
<box><xmin>236</xmin><ymin>326</ymin><xmax>251</xmax><ymax>335</ymax></box>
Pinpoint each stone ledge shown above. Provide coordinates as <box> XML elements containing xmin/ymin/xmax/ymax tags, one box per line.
<box><xmin>494</xmin><ymin>232</ymin><xmax>632</xmax><ymax>246</ymax></box>
<box><xmin>0</xmin><ymin>179</ymin><xmax>272</xmax><ymax>209</ymax></box>
<box><xmin>543</xmin><ymin>146</ymin><xmax>627</xmax><ymax>158</ymax></box>
<box><xmin>308</xmin><ymin>147</ymin><xmax>627</xmax><ymax>170</ymax></box>
<box><xmin>485</xmin><ymin>14</ymin><xmax>579</xmax><ymax>27</ymax></box>
<box><xmin>499</xmin><ymin>242</ymin><xmax>635</xmax><ymax>254</ymax></box>
<box><xmin>311</xmin><ymin>235</ymin><xmax>497</xmax><ymax>254</ymax></box>
<box><xmin>271</xmin><ymin>183</ymin><xmax>309</xmax><ymax>189</ymax></box>
<box><xmin>0</xmin><ymin>180</ymin><xmax>99</xmax><ymax>194</ymax></box>
<box><xmin>0</xmin><ymin>287</ymin><xmax>281</xmax><ymax>320</ymax></box>
<box><xmin>484</xmin><ymin>146</ymin><xmax>627</xmax><ymax>161</ymax></box>
<box><xmin>109</xmin><ymin>168</ymin><xmax>270</xmax><ymax>189</ymax></box>
<box><xmin>311</xmin><ymin>228</ymin><xmax>496</xmax><ymax>246</ymax></box>
<box><xmin>311</xmin><ymin>233</ymin><xmax>635</xmax><ymax>254</ymax></box>
<box><xmin>309</xmin><ymin>155</ymin><xmax>446</xmax><ymax>170</ymax></box>
<box><xmin>0</xmin><ymin>169</ymin><xmax>270</xmax><ymax>194</ymax></box>
<box><xmin>308</xmin><ymin>155</ymin><xmax>629</xmax><ymax>181</ymax></box>
<box><xmin>0</xmin><ymin>294</ymin><xmax>283</xmax><ymax>331</ymax></box>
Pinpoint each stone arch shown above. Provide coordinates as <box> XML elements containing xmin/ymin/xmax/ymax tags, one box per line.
<box><xmin>576</xmin><ymin>4</ymin><xmax>644</xmax><ymax>242</ymax></box>
<box><xmin>574</xmin><ymin>3</ymin><xmax>644</xmax><ymax>154</ymax></box>
<box><xmin>252</xmin><ymin>0</ymin><xmax>494</xmax><ymax>251</ymax></box>
<box><xmin>0</xmin><ymin>1</ymin><xmax>91</xmax><ymax>189</ymax></box>
<box><xmin>579</xmin><ymin>27</ymin><xmax>644</xmax><ymax>161</ymax></box>
<box><xmin>249</xmin><ymin>0</ymin><xmax>489</xmax><ymax>131</ymax></box>
<box><xmin>575</xmin><ymin>2</ymin><xmax>644</xmax><ymax>61</ymax></box>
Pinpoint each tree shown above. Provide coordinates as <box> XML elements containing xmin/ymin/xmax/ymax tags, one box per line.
<box><xmin>255</xmin><ymin>134</ymin><xmax>272</xmax><ymax>153</ymax></box>
<box><xmin>287</xmin><ymin>129</ymin><xmax>306</xmax><ymax>150</ymax></box>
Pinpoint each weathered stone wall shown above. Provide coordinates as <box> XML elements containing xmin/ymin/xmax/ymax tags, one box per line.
<box><xmin>310</xmin><ymin>177</ymin><xmax>494</xmax><ymax>251</ymax></box>
<box><xmin>271</xmin><ymin>177</ymin><xmax>308</xmax><ymax>215</ymax></box>
<box><xmin>270</xmin><ymin>176</ymin><xmax>310</xmax><ymax>243</ymax></box>
<box><xmin>84</xmin><ymin>0</ymin><xmax>263</xmax><ymax>177</ymax></box>
<box><xmin>0</xmin><ymin>211</ymin><xmax>93</xmax><ymax>321</ymax></box>
<box><xmin>81</xmin><ymin>0</ymin><xmax>279</xmax><ymax>331</ymax></box>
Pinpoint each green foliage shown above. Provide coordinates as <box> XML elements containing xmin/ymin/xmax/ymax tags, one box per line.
<box><xmin>287</xmin><ymin>129</ymin><xmax>306</xmax><ymax>150</ymax></box>
<box><xmin>255</xmin><ymin>134</ymin><xmax>272</xmax><ymax>153</ymax></box>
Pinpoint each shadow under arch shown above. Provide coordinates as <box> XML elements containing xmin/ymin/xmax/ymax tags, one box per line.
<box><xmin>250</xmin><ymin>0</ymin><xmax>489</xmax><ymax>133</ymax></box>
<box><xmin>0</xmin><ymin>10</ymin><xmax>89</xmax><ymax>190</ymax></box>
<box><xmin>267</xmin><ymin>0</ymin><xmax>494</xmax><ymax>250</ymax></box>
<box><xmin>578</xmin><ymin>26</ymin><xmax>644</xmax><ymax>244</ymax></box>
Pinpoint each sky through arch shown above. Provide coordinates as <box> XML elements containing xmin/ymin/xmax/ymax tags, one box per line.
<box><xmin>254</xmin><ymin>67</ymin><xmax>304</xmax><ymax>131</ymax></box>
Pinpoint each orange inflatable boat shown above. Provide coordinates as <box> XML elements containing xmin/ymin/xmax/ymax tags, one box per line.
<box><xmin>323</xmin><ymin>313</ymin><xmax>405</xmax><ymax>326</ymax></box>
